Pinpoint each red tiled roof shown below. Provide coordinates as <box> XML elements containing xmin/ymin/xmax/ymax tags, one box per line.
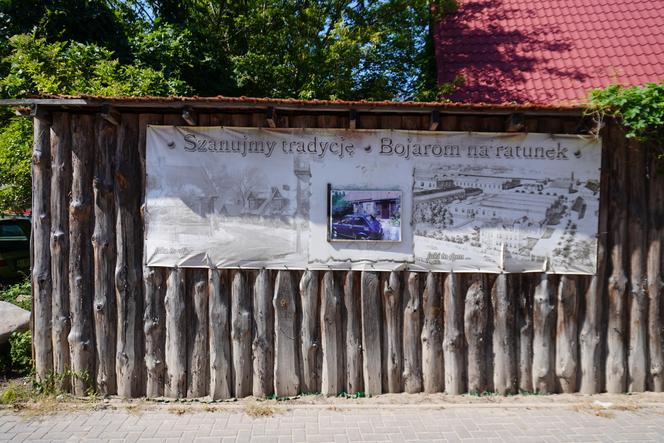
<box><xmin>434</xmin><ymin>0</ymin><xmax>664</xmax><ymax>105</ymax></box>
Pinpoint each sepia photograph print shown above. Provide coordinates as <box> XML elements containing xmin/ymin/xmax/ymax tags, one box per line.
<box><xmin>328</xmin><ymin>189</ymin><xmax>402</xmax><ymax>242</ymax></box>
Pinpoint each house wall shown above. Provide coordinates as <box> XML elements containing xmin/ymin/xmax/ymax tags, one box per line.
<box><xmin>29</xmin><ymin>106</ymin><xmax>663</xmax><ymax>398</ymax></box>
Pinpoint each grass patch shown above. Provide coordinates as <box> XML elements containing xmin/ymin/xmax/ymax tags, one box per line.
<box><xmin>244</xmin><ymin>403</ymin><xmax>277</xmax><ymax>418</ymax></box>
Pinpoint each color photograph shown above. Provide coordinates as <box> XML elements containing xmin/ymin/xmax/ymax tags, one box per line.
<box><xmin>329</xmin><ymin>189</ymin><xmax>401</xmax><ymax>242</ymax></box>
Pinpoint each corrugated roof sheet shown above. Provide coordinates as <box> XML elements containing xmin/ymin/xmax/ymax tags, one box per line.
<box><xmin>435</xmin><ymin>0</ymin><xmax>664</xmax><ymax>105</ymax></box>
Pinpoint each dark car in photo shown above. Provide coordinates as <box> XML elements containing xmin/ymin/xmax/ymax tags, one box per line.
<box><xmin>0</xmin><ymin>217</ymin><xmax>30</xmax><ymax>282</ymax></box>
<box><xmin>331</xmin><ymin>214</ymin><xmax>383</xmax><ymax>240</ymax></box>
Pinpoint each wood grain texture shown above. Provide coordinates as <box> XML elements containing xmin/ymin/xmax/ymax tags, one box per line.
<box><xmin>533</xmin><ymin>274</ymin><xmax>555</xmax><ymax>393</ymax></box>
<box><xmin>274</xmin><ymin>271</ymin><xmax>299</xmax><ymax>397</ymax></box>
<box><xmin>421</xmin><ymin>272</ymin><xmax>443</xmax><ymax>393</ymax></box>
<box><xmin>361</xmin><ymin>271</ymin><xmax>382</xmax><ymax>396</ymax></box>
<box><xmin>465</xmin><ymin>275</ymin><xmax>489</xmax><ymax>394</ymax></box>
<box><xmin>143</xmin><ymin>267</ymin><xmax>165</xmax><ymax>397</ymax></box>
<box><xmin>493</xmin><ymin>274</ymin><xmax>517</xmax><ymax>395</ymax></box>
<box><xmin>321</xmin><ymin>271</ymin><xmax>342</xmax><ymax>395</ymax></box>
<box><xmin>253</xmin><ymin>269</ymin><xmax>274</xmax><ymax>397</ymax></box>
<box><xmin>209</xmin><ymin>269</ymin><xmax>232</xmax><ymax>399</ymax></box>
<box><xmin>444</xmin><ymin>273</ymin><xmax>465</xmax><ymax>395</ymax></box>
<box><xmin>299</xmin><ymin>270</ymin><xmax>320</xmax><ymax>393</ymax></box>
<box><xmin>165</xmin><ymin>268</ymin><xmax>186</xmax><ymax>398</ymax></box>
<box><xmin>231</xmin><ymin>271</ymin><xmax>252</xmax><ymax>398</ymax></box>
<box><xmin>187</xmin><ymin>269</ymin><xmax>209</xmax><ymax>398</ymax></box>
<box><xmin>403</xmin><ymin>272</ymin><xmax>422</xmax><ymax>394</ymax></box>
<box><xmin>555</xmin><ymin>276</ymin><xmax>578</xmax><ymax>393</ymax></box>
<box><xmin>383</xmin><ymin>271</ymin><xmax>402</xmax><ymax>393</ymax></box>
<box><xmin>344</xmin><ymin>271</ymin><xmax>363</xmax><ymax>394</ymax></box>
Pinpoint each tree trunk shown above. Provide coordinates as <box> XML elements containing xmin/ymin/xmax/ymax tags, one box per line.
<box><xmin>444</xmin><ymin>273</ymin><xmax>464</xmax><ymax>394</ymax></box>
<box><xmin>321</xmin><ymin>271</ymin><xmax>342</xmax><ymax>395</ymax></box>
<box><xmin>274</xmin><ymin>270</ymin><xmax>299</xmax><ymax>397</ymax></box>
<box><xmin>164</xmin><ymin>268</ymin><xmax>186</xmax><ymax>398</ymax></box>
<box><xmin>231</xmin><ymin>271</ymin><xmax>252</xmax><ymax>398</ymax></box>
<box><xmin>361</xmin><ymin>271</ymin><xmax>382</xmax><ymax>396</ymax></box>
<box><xmin>533</xmin><ymin>274</ymin><xmax>555</xmax><ymax>393</ymax></box>
<box><xmin>403</xmin><ymin>271</ymin><xmax>422</xmax><ymax>394</ymax></box>
<box><xmin>209</xmin><ymin>269</ymin><xmax>232</xmax><ymax>399</ymax></box>
<box><xmin>493</xmin><ymin>274</ymin><xmax>516</xmax><ymax>395</ymax></box>
<box><xmin>421</xmin><ymin>272</ymin><xmax>443</xmax><ymax>393</ymax></box>
<box><xmin>344</xmin><ymin>271</ymin><xmax>363</xmax><ymax>394</ymax></box>
<box><xmin>555</xmin><ymin>276</ymin><xmax>578</xmax><ymax>393</ymax></box>
<box><xmin>187</xmin><ymin>269</ymin><xmax>208</xmax><ymax>398</ymax></box>
<box><xmin>252</xmin><ymin>269</ymin><xmax>274</xmax><ymax>397</ymax></box>
<box><xmin>465</xmin><ymin>275</ymin><xmax>489</xmax><ymax>394</ymax></box>
<box><xmin>32</xmin><ymin>114</ymin><xmax>53</xmax><ymax>382</ymax></box>
<box><xmin>299</xmin><ymin>270</ymin><xmax>320</xmax><ymax>393</ymax></box>
<box><xmin>50</xmin><ymin>112</ymin><xmax>71</xmax><ymax>391</ymax></box>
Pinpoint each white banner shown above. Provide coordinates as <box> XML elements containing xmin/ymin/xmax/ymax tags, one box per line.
<box><xmin>145</xmin><ymin>126</ymin><xmax>602</xmax><ymax>274</ymax></box>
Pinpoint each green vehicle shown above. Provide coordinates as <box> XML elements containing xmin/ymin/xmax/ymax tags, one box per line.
<box><xmin>0</xmin><ymin>216</ymin><xmax>30</xmax><ymax>282</ymax></box>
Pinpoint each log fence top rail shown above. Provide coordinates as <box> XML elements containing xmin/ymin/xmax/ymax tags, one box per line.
<box><xmin>0</xmin><ymin>96</ymin><xmax>586</xmax><ymax>117</ymax></box>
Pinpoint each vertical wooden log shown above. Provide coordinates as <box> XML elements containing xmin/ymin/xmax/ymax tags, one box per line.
<box><xmin>606</xmin><ymin>124</ymin><xmax>628</xmax><ymax>394</ymax></box>
<box><xmin>143</xmin><ymin>267</ymin><xmax>164</xmax><ymax>397</ymax></box>
<box><xmin>93</xmin><ymin>116</ymin><xmax>117</xmax><ymax>395</ymax></box>
<box><xmin>32</xmin><ymin>114</ymin><xmax>53</xmax><ymax>382</ymax></box>
<box><xmin>532</xmin><ymin>274</ymin><xmax>555</xmax><ymax>393</ymax></box>
<box><xmin>231</xmin><ymin>271</ymin><xmax>252</xmax><ymax>398</ymax></box>
<box><xmin>555</xmin><ymin>276</ymin><xmax>579</xmax><ymax>393</ymax></box>
<box><xmin>383</xmin><ymin>271</ymin><xmax>402</xmax><ymax>393</ymax></box>
<box><xmin>321</xmin><ymin>271</ymin><xmax>341</xmax><ymax>395</ymax></box>
<box><xmin>403</xmin><ymin>272</ymin><xmax>422</xmax><ymax>393</ymax></box>
<box><xmin>164</xmin><ymin>268</ymin><xmax>186</xmax><ymax>398</ymax></box>
<box><xmin>628</xmin><ymin>140</ymin><xmax>648</xmax><ymax>393</ymax></box>
<box><xmin>299</xmin><ymin>270</ymin><xmax>320</xmax><ymax>393</ymax></box>
<box><xmin>648</xmin><ymin>148</ymin><xmax>664</xmax><ymax>392</ymax></box>
<box><xmin>518</xmin><ymin>275</ymin><xmax>534</xmax><ymax>393</ymax></box>
<box><xmin>361</xmin><ymin>271</ymin><xmax>382</xmax><ymax>395</ymax></box>
<box><xmin>115</xmin><ymin>113</ymin><xmax>143</xmax><ymax>397</ymax></box>
<box><xmin>187</xmin><ymin>270</ymin><xmax>208</xmax><ymax>398</ymax></box>
<box><xmin>421</xmin><ymin>272</ymin><xmax>443</xmax><ymax>393</ymax></box>
<box><xmin>579</xmin><ymin>133</ymin><xmax>609</xmax><ymax>395</ymax></box>
<box><xmin>344</xmin><ymin>271</ymin><xmax>363</xmax><ymax>394</ymax></box>
<box><xmin>465</xmin><ymin>275</ymin><xmax>489</xmax><ymax>394</ymax></box>
<box><xmin>444</xmin><ymin>273</ymin><xmax>465</xmax><ymax>394</ymax></box>
<box><xmin>492</xmin><ymin>274</ymin><xmax>517</xmax><ymax>394</ymax></box>
<box><xmin>273</xmin><ymin>271</ymin><xmax>299</xmax><ymax>396</ymax></box>
<box><xmin>209</xmin><ymin>269</ymin><xmax>232</xmax><ymax>400</ymax></box>
<box><xmin>50</xmin><ymin>112</ymin><xmax>71</xmax><ymax>390</ymax></box>
<box><xmin>68</xmin><ymin>114</ymin><xmax>95</xmax><ymax>396</ymax></box>
<box><xmin>252</xmin><ymin>269</ymin><xmax>274</xmax><ymax>397</ymax></box>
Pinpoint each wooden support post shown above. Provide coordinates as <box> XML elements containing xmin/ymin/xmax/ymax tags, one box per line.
<box><xmin>253</xmin><ymin>269</ymin><xmax>274</xmax><ymax>397</ymax></box>
<box><xmin>421</xmin><ymin>272</ymin><xmax>443</xmax><ymax>393</ymax></box>
<box><xmin>50</xmin><ymin>112</ymin><xmax>71</xmax><ymax>391</ymax></box>
<box><xmin>555</xmin><ymin>276</ymin><xmax>578</xmax><ymax>393</ymax></box>
<box><xmin>444</xmin><ymin>273</ymin><xmax>465</xmax><ymax>394</ymax></box>
<box><xmin>492</xmin><ymin>274</ymin><xmax>517</xmax><ymax>395</ymax></box>
<box><xmin>628</xmin><ymin>140</ymin><xmax>648</xmax><ymax>393</ymax></box>
<box><xmin>361</xmin><ymin>271</ymin><xmax>382</xmax><ymax>396</ymax></box>
<box><xmin>517</xmin><ymin>275</ymin><xmax>534</xmax><ymax>393</ymax></box>
<box><xmin>187</xmin><ymin>270</ymin><xmax>209</xmax><ymax>398</ymax></box>
<box><xmin>344</xmin><ymin>271</ymin><xmax>363</xmax><ymax>394</ymax></box>
<box><xmin>403</xmin><ymin>272</ymin><xmax>422</xmax><ymax>393</ymax></box>
<box><xmin>321</xmin><ymin>271</ymin><xmax>342</xmax><ymax>395</ymax></box>
<box><xmin>465</xmin><ymin>275</ymin><xmax>489</xmax><ymax>394</ymax></box>
<box><xmin>165</xmin><ymin>268</ymin><xmax>186</xmax><ymax>398</ymax></box>
<box><xmin>274</xmin><ymin>270</ymin><xmax>299</xmax><ymax>396</ymax></box>
<box><xmin>349</xmin><ymin>109</ymin><xmax>357</xmax><ymax>130</ymax></box>
<box><xmin>533</xmin><ymin>273</ymin><xmax>555</xmax><ymax>393</ymax></box>
<box><xmin>209</xmin><ymin>269</ymin><xmax>232</xmax><ymax>399</ymax></box>
<box><xmin>429</xmin><ymin>110</ymin><xmax>440</xmax><ymax>131</ymax></box>
<box><xmin>93</xmin><ymin>116</ymin><xmax>117</xmax><ymax>395</ymax></box>
<box><xmin>231</xmin><ymin>271</ymin><xmax>252</xmax><ymax>398</ymax></box>
<box><xmin>299</xmin><ymin>270</ymin><xmax>320</xmax><ymax>393</ymax></box>
<box><xmin>606</xmin><ymin>124</ymin><xmax>628</xmax><ymax>394</ymax></box>
<box><xmin>181</xmin><ymin>107</ymin><xmax>197</xmax><ymax>125</ymax></box>
<box><xmin>383</xmin><ymin>271</ymin><xmax>402</xmax><ymax>393</ymax></box>
<box><xmin>32</xmin><ymin>114</ymin><xmax>53</xmax><ymax>382</ymax></box>
<box><xmin>648</xmin><ymin>148</ymin><xmax>664</xmax><ymax>392</ymax></box>
<box><xmin>143</xmin><ymin>267</ymin><xmax>165</xmax><ymax>397</ymax></box>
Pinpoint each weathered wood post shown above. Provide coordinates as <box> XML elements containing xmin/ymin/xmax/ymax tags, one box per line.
<box><xmin>252</xmin><ymin>269</ymin><xmax>274</xmax><ymax>397</ymax></box>
<box><xmin>165</xmin><ymin>268</ymin><xmax>186</xmax><ymax>397</ymax></box>
<box><xmin>143</xmin><ymin>267</ymin><xmax>164</xmax><ymax>397</ymax></box>
<box><xmin>361</xmin><ymin>271</ymin><xmax>382</xmax><ymax>396</ymax></box>
<box><xmin>299</xmin><ymin>270</ymin><xmax>320</xmax><ymax>393</ymax></box>
<box><xmin>187</xmin><ymin>270</ymin><xmax>209</xmax><ymax>398</ymax></box>
<box><xmin>493</xmin><ymin>274</ymin><xmax>517</xmax><ymax>395</ymax></box>
<box><xmin>50</xmin><ymin>112</ymin><xmax>72</xmax><ymax>391</ymax></box>
<box><xmin>648</xmin><ymin>149</ymin><xmax>664</xmax><ymax>392</ymax></box>
<box><xmin>555</xmin><ymin>276</ymin><xmax>578</xmax><ymax>393</ymax></box>
<box><xmin>321</xmin><ymin>271</ymin><xmax>342</xmax><ymax>395</ymax></box>
<box><xmin>517</xmin><ymin>275</ymin><xmax>534</xmax><ymax>393</ymax></box>
<box><xmin>383</xmin><ymin>271</ymin><xmax>402</xmax><ymax>393</ymax></box>
<box><xmin>231</xmin><ymin>271</ymin><xmax>252</xmax><ymax>398</ymax></box>
<box><xmin>93</xmin><ymin>116</ymin><xmax>117</xmax><ymax>395</ymax></box>
<box><xmin>403</xmin><ymin>271</ymin><xmax>423</xmax><ymax>393</ymax></box>
<box><xmin>421</xmin><ymin>272</ymin><xmax>443</xmax><ymax>393</ymax></box>
<box><xmin>344</xmin><ymin>271</ymin><xmax>363</xmax><ymax>394</ymax></box>
<box><xmin>533</xmin><ymin>273</ymin><xmax>555</xmax><ymax>393</ymax></box>
<box><xmin>444</xmin><ymin>273</ymin><xmax>465</xmax><ymax>394</ymax></box>
<box><xmin>209</xmin><ymin>269</ymin><xmax>232</xmax><ymax>399</ymax></box>
<box><xmin>465</xmin><ymin>275</ymin><xmax>489</xmax><ymax>394</ymax></box>
<box><xmin>32</xmin><ymin>113</ymin><xmax>53</xmax><ymax>382</ymax></box>
<box><xmin>274</xmin><ymin>270</ymin><xmax>299</xmax><ymax>397</ymax></box>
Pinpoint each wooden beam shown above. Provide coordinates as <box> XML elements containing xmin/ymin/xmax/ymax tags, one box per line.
<box><xmin>349</xmin><ymin>109</ymin><xmax>357</xmax><ymax>129</ymax></box>
<box><xmin>266</xmin><ymin>107</ymin><xmax>277</xmax><ymax>128</ymax></box>
<box><xmin>100</xmin><ymin>106</ymin><xmax>120</xmax><ymax>126</ymax></box>
<box><xmin>429</xmin><ymin>109</ymin><xmax>440</xmax><ymax>131</ymax></box>
<box><xmin>505</xmin><ymin>113</ymin><xmax>525</xmax><ymax>132</ymax></box>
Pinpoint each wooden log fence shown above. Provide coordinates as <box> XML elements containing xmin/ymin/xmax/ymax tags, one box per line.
<box><xmin>28</xmin><ymin>110</ymin><xmax>663</xmax><ymax>398</ymax></box>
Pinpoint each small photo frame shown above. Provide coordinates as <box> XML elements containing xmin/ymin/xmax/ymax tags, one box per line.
<box><xmin>328</xmin><ymin>187</ymin><xmax>402</xmax><ymax>242</ymax></box>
